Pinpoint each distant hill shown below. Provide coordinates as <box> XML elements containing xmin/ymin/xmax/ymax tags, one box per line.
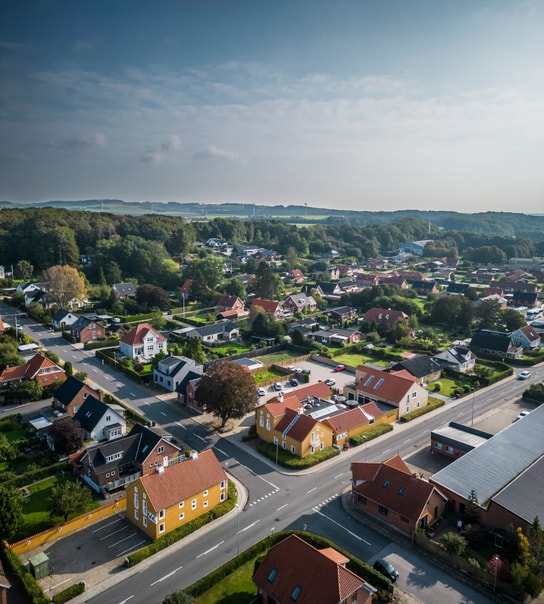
<box><xmin>1</xmin><ymin>199</ymin><xmax>543</xmax><ymax>240</ymax></box>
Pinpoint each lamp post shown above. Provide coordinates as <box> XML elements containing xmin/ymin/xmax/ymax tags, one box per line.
<box><xmin>235</xmin><ymin>503</ymin><xmax>240</xmax><ymax>557</ymax></box>
<box><xmin>471</xmin><ymin>388</ymin><xmax>475</xmax><ymax>427</ymax></box>
<box><xmin>362</xmin><ymin>435</ymin><xmax>367</xmax><ymax>462</ymax></box>
<box><xmin>493</xmin><ymin>554</ymin><xmax>500</xmax><ymax>592</ymax></box>
<box><xmin>275</xmin><ymin>439</ymin><xmax>279</xmax><ymax>465</ymax></box>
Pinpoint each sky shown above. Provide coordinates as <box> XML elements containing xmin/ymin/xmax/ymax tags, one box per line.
<box><xmin>1</xmin><ymin>0</ymin><xmax>543</xmax><ymax>212</ymax></box>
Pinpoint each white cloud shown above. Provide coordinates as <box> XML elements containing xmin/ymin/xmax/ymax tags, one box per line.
<box><xmin>193</xmin><ymin>145</ymin><xmax>242</xmax><ymax>161</ymax></box>
<box><xmin>47</xmin><ymin>133</ymin><xmax>107</xmax><ymax>149</ymax></box>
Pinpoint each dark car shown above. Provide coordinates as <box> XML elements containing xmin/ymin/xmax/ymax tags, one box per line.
<box><xmin>289</xmin><ymin>378</ymin><xmax>299</xmax><ymax>387</ymax></box>
<box><xmin>373</xmin><ymin>558</ymin><xmax>399</xmax><ymax>582</ymax></box>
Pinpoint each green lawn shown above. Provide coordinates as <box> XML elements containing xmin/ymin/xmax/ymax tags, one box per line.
<box><xmin>256</xmin><ymin>351</ymin><xmax>299</xmax><ymax>364</ymax></box>
<box><xmin>212</xmin><ymin>342</ymin><xmax>254</xmax><ymax>356</ymax></box>
<box><xmin>14</xmin><ymin>475</ymin><xmax>100</xmax><ymax>541</ymax></box>
<box><xmin>4</xmin><ymin>428</ymin><xmax>29</xmax><ymax>443</ymax></box>
<box><xmin>254</xmin><ymin>369</ymin><xmax>286</xmax><ymax>384</ymax></box>
<box><xmin>195</xmin><ymin>558</ymin><xmax>258</xmax><ymax>604</ymax></box>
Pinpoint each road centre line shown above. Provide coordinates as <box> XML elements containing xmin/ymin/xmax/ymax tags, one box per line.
<box><xmin>315</xmin><ymin>509</ymin><xmax>371</xmax><ymax>545</ymax></box>
<box><xmin>215</xmin><ymin>447</ymin><xmax>228</xmax><ymax>456</ymax></box>
<box><xmin>239</xmin><ymin>519</ymin><xmax>260</xmax><ymax>533</ymax></box>
<box><xmin>334</xmin><ymin>473</ymin><xmax>343</xmax><ymax>479</ymax></box>
<box><xmin>160</xmin><ymin>411</ymin><xmax>167</xmax><ymax>416</ymax></box>
<box><xmin>277</xmin><ymin>503</ymin><xmax>288</xmax><ymax>511</ymax></box>
<box><xmin>150</xmin><ymin>565</ymin><xmax>184</xmax><ymax>586</ymax></box>
<box><xmin>307</xmin><ymin>487</ymin><xmax>317</xmax><ymax>494</ymax></box>
<box><xmin>195</xmin><ymin>434</ymin><xmax>207</xmax><ymax>442</ymax></box>
<box><xmin>116</xmin><ymin>596</ymin><xmax>134</xmax><ymax>604</ymax></box>
<box><xmin>197</xmin><ymin>541</ymin><xmax>224</xmax><ymax>558</ymax></box>
<box><xmin>240</xmin><ymin>464</ymin><xmax>280</xmax><ymax>490</ymax></box>
<box><xmin>93</xmin><ymin>519</ymin><xmax>122</xmax><ymax>532</ymax></box>
<box><xmin>100</xmin><ymin>526</ymin><xmax>129</xmax><ymax>540</ymax></box>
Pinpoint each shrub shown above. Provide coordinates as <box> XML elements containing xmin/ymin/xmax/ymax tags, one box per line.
<box><xmin>52</xmin><ymin>581</ymin><xmax>85</xmax><ymax>604</ymax></box>
<box><xmin>350</xmin><ymin>423</ymin><xmax>393</xmax><ymax>446</ymax></box>
<box><xmin>401</xmin><ymin>397</ymin><xmax>445</xmax><ymax>422</ymax></box>
<box><xmin>1</xmin><ymin>546</ymin><xmax>48</xmax><ymax>603</ymax></box>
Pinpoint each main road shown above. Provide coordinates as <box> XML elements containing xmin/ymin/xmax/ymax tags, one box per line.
<box><xmin>5</xmin><ymin>301</ymin><xmax>539</xmax><ymax>603</ymax></box>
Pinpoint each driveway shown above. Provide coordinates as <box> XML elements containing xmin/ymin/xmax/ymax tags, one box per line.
<box><xmin>22</xmin><ymin>513</ymin><xmax>150</xmax><ymax>599</ymax></box>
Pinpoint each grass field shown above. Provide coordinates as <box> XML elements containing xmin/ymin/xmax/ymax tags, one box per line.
<box><xmin>195</xmin><ymin>559</ymin><xmax>258</xmax><ymax>604</ymax></box>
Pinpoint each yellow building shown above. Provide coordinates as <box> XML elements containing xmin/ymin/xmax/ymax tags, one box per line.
<box><xmin>126</xmin><ymin>449</ymin><xmax>228</xmax><ymax>540</ymax></box>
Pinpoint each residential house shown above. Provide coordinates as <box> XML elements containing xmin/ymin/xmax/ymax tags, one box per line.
<box><xmin>24</xmin><ymin>288</ymin><xmax>55</xmax><ymax>310</ymax></box>
<box><xmin>477</xmin><ymin>293</ymin><xmax>507</xmax><ymax>309</ymax></box>
<box><xmin>344</xmin><ymin>365</ymin><xmax>428</xmax><ymax>418</ymax></box>
<box><xmin>326</xmin><ymin>306</ymin><xmax>358</xmax><ymax>323</ymax></box>
<box><xmin>362</xmin><ymin>308</ymin><xmax>408</xmax><ymax>328</ymax></box>
<box><xmin>111</xmin><ymin>282</ymin><xmax>136</xmax><ymax>299</ymax></box>
<box><xmin>16</xmin><ymin>281</ymin><xmax>41</xmax><ymax>296</ymax></box>
<box><xmin>283</xmin><ymin>293</ymin><xmax>317</xmax><ymax>314</ymax></box>
<box><xmin>355</xmin><ymin>273</ymin><xmax>381</xmax><ymax>288</ymax></box>
<box><xmin>314</xmin><ymin>281</ymin><xmax>343</xmax><ymax>298</ymax></box>
<box><xmin>184</xmin><ymin>321</ymin><xmax>240</xmax><ymax>345</ymax></box>
<box><xmin>399</xmin><ymin>240</ymin><xmax>432</xmax><ymax>256</ymax></box>
<box><xmin>126</xmin><ymin>448</ymin><xmax>228</xmax><ymax>540</ymax></box>
<box><xmin>395</xmin><ymin>270</ymin><xmax>429</xmax><ymax>282</ymax></box>
<box><xmin>70</xmin><ymin>316</ymin><xmax>106</xmax><ymax>343</ymax></box>
<box><xmin>178</xmin><ymin>375</ymin><xmax>203</xmax><ymax>413</ymax></box>
<box><xmin>351</xmin><ymin>454</ymin><xmax>447</xmax><ymax>535</ymax></box>
<box><xmin>51</xmin><ymin>309</ymin><xmax>79</xmax><ymax>330</ymax></box>
<box><xmin>74</xmin><ymin>423</ymin><xmax>181</xmax><ymax>496</ymax></box>
<box><xmin>73</xmin><ymin>395</ymin><xmax>126</xmax><ymax>441</ymax></box>
<box><xmin>323</xmin><ymin>403</ymin><xmax>386</xmax><ymax>448</ymax></box>
<box><xmin>250</xmin><ymin>298</ymin><xmax>285</xmax><ymax>320</ymax></box>
<box><xmin>338</xmin><ymin>280</ymin><xmax>361</xmax><ymax>294</ymax></box>
<box><xmin>153</xmin><ymin>355</ymin><xmax>203</xmax><ymax>392</ymax></box>
<box><xmin>512</xmin><ymin>290</ymin><xmax>539</xmax><ymax>308</ymax></box>
<box><xmin>432</xmin><ymin>347</ymin><xmax>476</xmax><ymax>373</ymax></box>
<box><xmin>445</xmin><ymin>282</ymin><xmax>472</xmax><ymax>296</ymax></box>
<box><xmin>336</xmin><ymin>264</ymin><xmax>353</xmax><ymax>278</ymax></box>
<box><xmin>0</xmin><ymin>352</ymin><xmax>66</xmax><ymax>389</ymax></box>
<box><xmin>289</xmin><ymin>268</ymin><xmax>306</xmax><ymax>283</ymax></box>
<box><xmin>494</xmin><ymin>280</ymin><xmax>538</xmax><ymax>295</ymax></box>
<box><xmin>411</xmin><ymin>280</ymin><xmax>439</xmax><ymax>295</ymax></box>
<box><xmin>430</xmin><ymin>404</ymin><xmax>544</xmax><ymax>533</ymax></box>
<box><xmin>53</xmin><ymin>376</ymin><xmax>103</xmax><ymax>416</ymax></box>
<box><xmin>469</xmin><ymin>329</ymin><xmax>522</xmax><ymax>359</ymax></box>
<box><xmin>390</xmin><ymin>355</ymin><xmax>442</xmax><ymax>385</ymax></box>
<box><xmin>253</xmin><ymin>534</ymin><xmax>375</xmax><ymax>604</ymax></box>
<box><xmin>273</xmin><ymin>407</ymin><xmax>334</xmax><ymax>458</ymax></box>
<box><xmin>511</xmin><ymin>325</ymin><xmax>541</xmax><ymax>350</ymax></box>
<box><xmin>216</xmin><ymin>295</ymin><xmax>246</xmax><ymax>317</ymax></box>
<box><xmin>119</xmin><ymin>323</ymin><xmax>168</xmax><ymax>361</ymax></box>
<box><xmin>430</xmin><ymin>422</ymin><xmax>492</xmax><ymax>459</ymax></box>
<box><xmin>385</xmin><ymin>276</ymin><xmax>408</xmax><ymax>289</ymax></box>
<box><xmin>308</xmin><ymin>327</ymin><xmax>361</xmax><ymax>346</ymax></box>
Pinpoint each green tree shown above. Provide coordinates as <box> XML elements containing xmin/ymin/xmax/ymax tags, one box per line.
<box><xmin>465</xmin><ymin>489</ymin><xmax>480</xmax><ymax>523</ymax></box>
<box><xmin>15</xmin><ymin>259</ymin><xmax>34</xmax><ymax>280</ymax></box>
<box><xmin>49</xmin><ymin>480</ymin><xmax>93</xmax><ymax>522</ymax></box>
<box><xmin>183</xmin><ymin>337</ymin><xmax>207</xmax><ymax>365</ymax></box>
<box><xmin>163</xmin><ymin>591</ymin><xmax>194</xmax><ymax>604</ymax></box>
<box><xmin>136</xmin><ymin>284</ymin><xmax>170</xmax><ymax>310</ymax></box>
<box><xmin>11</xmin><ymin>379</ymin><xmax>43</xmax><ymax>402</ymax></box>
<box><xmin>41</xmin><ymin>265</ymin><xmax>87</xmax><ymax>309</ymax></box>
<box><xmin>0</xmin><ymin>485</ymin><xmax>23</xmax><ymax>541</ymax></box>
<box><xmin>502</xmin><ymin>308</ymin><xmax>527</xmax><ymax>332</ymax></box>
<box><xmin>440</xmin><ymin>532</ymin><xmax>467</xmax><ymax>556</ymax></box>
<box><xmin>196</xmin><ymin>360</ymin><xmax>258</xmax><ymax>428</ymax></box>
<box><xmin>252</xmin><ymin>260</ymin><xmax>279</xmax><ymax>299</ymax></box>
<box><xmin>64</xmin><ymin>361</ymin><xmax>73</xmax><ymax>376</ymax></box>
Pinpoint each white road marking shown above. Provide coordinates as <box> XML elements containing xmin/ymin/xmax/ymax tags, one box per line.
<box><xmin>277</xmin><ymin>503</ymin><xmax>288</xmax><ymax>511</ymax></box>
<box><xmin>117</xmin><ymin>596</ymin><xmax>134</xmax><ymax>604</ymax></box>
<box><xmin>93</xmin><ymin>519</ymin><xmax>122</xmax><ymax>532</ymax></box>
<box><xmin>118</xmin><ymin>540</ymin><xmax>147</xmax><ymax>556</ymax></box>
<box><xmin>51</xmin><ymin>578</ymin><xmax>71</xmax><ymax>590</ymax></box>
<box><xmin>215</xmin><ymin>447</ymin><xmax>228</xmax><ymax>456</ymax></box>
<box><xmin>314</xmin><ymin>509</ymin><xmax>371</xmax><ymax>545</ymax></box>
<box><xmin>197</xmin><ymin>541</ymin><xmax>224</xmax><ymax>558</ymax></box>
<box><xmin>109</xmin><ymin>533</ymin><xmax>138</xmax><ymax>548</ymax></box>
<box><xmin>130</xmin><ymin>392</ymin><xmax>136</xmax><ymax>397</ymax></box>
<box><xmin>306</xmin><ymin>487</ymin><xmax>317</xmax><ymax>494</ymax></box>
<box><xmin>334</xmin><ymin>473</ymin><xmax>343</xmax><ymax>479</ymax></box>
<box><xmin>160</xmin><ymin>411</ymin><xmax>167</xmax><ymax>416</ymax></box>
<box><xmin>150</xmin><ymin>565</ymin><xmax>183</xmax><ymax>586</ymax></box>
<box><xmin>195</xmin><ymin>434</ymin><xmax>207</xmax><ymax>442</ymax></box>
<box><xmin>175</xmin><ymin>421</ymin><xmax>187</xmax><ymax>430</ymax></box>
<box><xmin>100</xmin><ymin>526</ymin><xmax>129</xmax><ymax>540</ymax></box>
<box><xmin>240</xmin><ymin>463</ymin><xmax>280</xmax><ymax>490</ymax></box>
<box><xmin>239</xmin><ymin>519</ymin><xmax>260</xmax><ymax>533</ymax></box>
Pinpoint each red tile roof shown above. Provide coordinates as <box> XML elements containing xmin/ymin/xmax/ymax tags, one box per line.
<box><xmin>250</xmin><ymin>298</ymin><xmax>282</xmax><ymax>313</ymax></box>
<box><xmin>362</xmin><ymin>308</ymin><xmax>408</xmax><ymax>326</ymax></box>
<box><xmin>275</xmin><ymin>408</ymin><xmax>318</xmax><ymax>440</ymax></box>
<box><xmin>139</xmin><ymin>449</ymin><xmax>227</xmax><ymax>511</ymax></box>
<box><xmin>120</xmin><ymin>323</ymin><xmax>166</xmax><ymax>346</ymax></box>
<box><xmin>0</xmin><ymin>352</ymin><xmax>65</xmax><ymax>386</ymax></box>
<box><xmin>324</xmin><ymin>403</ymin><xmax>384</xmax><ymax>432</ymax></box>
<box><xmin>355</xmin><ymin>365</ymin><xmax>418</xmax><ymax>404</ymax></box>
<box><xmin>253</xmin><ymin>534</ymin><xmax>370</xmax><ymax>604</ymax></box>
<box><xmin>351</xmin><ymin>454</ymin><xmax>411</xmax><ymax>482</ymax></box>
<box><xmin>264</xmin><ymin>398</ymin><xmax>302</xmax><ymax>418</ymax></box>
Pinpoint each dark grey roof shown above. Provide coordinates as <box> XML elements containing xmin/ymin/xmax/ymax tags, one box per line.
<box><xmin>84</xmin><ymin>434</ymin><xmax>141</xmax><ymax>473</ymax></box>
<box><xmin>316</xmin><ymin>282</ymin><xmax>341</xmax><ymax>295</ymax></box>
<box><xmin>112</xmin><ymin>282</ymin><xmax>136</xmax><ymax>296</ymax></box>
<box><xmin>54</xmin><ymin>376</ymin><xmax>88</xmax><ymax>406</ymax></box>
<box><xmin>392</xmin><ymin>355</ymin><xmax>442</xmax><ymax>378</ymax></box>
<box><xmin>52</xmin><ymin>308</ymin><xmax>75</xmax><ymax>321</ymax></box>
<box><xmin>71</xmin><ymin>315</ymin><xmax>95</xmax><ymax>332</ymax></box>
<box><xmin>431</xmin><ymin>405</ymin><xmax>544</xmax><ymax>521</ymax></box>
<box><xmin>470</xmin><ymin>329</ymin><xmax>512</xmax><ymax>353</ymax></box>
<box><xmin>445</xmin><ymin>281</ymin><xmax>471</xmax><ymax>294</ymax></box>
<box><xmin>73</xmin><ymin>396</ymin><xmax>119</xmax><ymax>432</ymax></box>
<box><xmin>190</xmin><ymin>321</ymin><xmax>238</xmax><ymax>337</ymax></box>
<box><xmin>127</xmin><ymin>423</ymin><xmax>167</xmax><ymax>463</ymax></box>
<box><xmin>175</xmin><ymin>370</ymin><xmax>202</xmax><ymax>394</ymax></box>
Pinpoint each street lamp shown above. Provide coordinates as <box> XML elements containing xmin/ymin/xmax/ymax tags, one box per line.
<box><xmin>362</xmin><ymin>435</ymin><xmax>367</xmax><ymax>462</ymax></box>
<box><xmin>235</xmin><ymin>503</ymin><xmax>240</xmax><ymax>557</ymax></box>
<box><xmin>471</xmin><ymin>388</ymin><xmax>475</xmax><ymax>427</ymax></box>
<box><xmin>493</xmin><ymin>554</ymin><xmax>500</xmax><ymax>592</ymax></box>
<box><xmin>275</xmin><ymin>438</ymin><xmax>279</xmax><ymax>465</ymax></box>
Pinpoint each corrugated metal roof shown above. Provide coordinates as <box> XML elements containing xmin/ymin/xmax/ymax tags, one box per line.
<box><xmin>431</xmin><ymin>405</ymin><xmax>544</xmax><ymax>508</ymax></box>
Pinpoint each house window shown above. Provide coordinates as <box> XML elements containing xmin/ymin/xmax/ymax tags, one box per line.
<box><xmin>203</xmin><ymin>489</ymin><xmax>208</xmax><ymax>496</ymax></box>
<box><xmin>273</xmin><ymin>436</ymin><xmax>278</xmax><ymax>445</ymax></box>
<box><xmin>406</xmin><ymin>406</ymin><xmax>410</xmax><ymax>413</ymax></box>
<box><xmin>282</xmin><ymin>442</ymin><xmax>287</xmax><ymax>450</ymax></box>
<box><xmin>398</xmin><ymin>487</ymin><xmax>406</xmax><ymax>496</ymax></box>
<box><xmin>412</xmin><ymin>392</ymin><xmax>417</xmax><ymax>398</ymax></box>
<box><xmin>220</xmin><ymin>480</ymin><xmax>226</xmax><ymax>490</ymax></box>
<box><xmin>106</xmin><ymin>473</ymin><xmax>110</xmax><ymax>478</ymax></box>
<box><xmin>417</xmin><ymin>402</ymin><xmax>420</xmax><ymax>408</ymax></box>
<box><xmin>179</xmin><ymin>512</ymin><xmax>185</xmax><ymax>520</ymax></box>
<box><xmin>446</xmin><ymin>446</ymin><xmax>454</xmax><ymax>454</ymax></box>
<box><xmin>266</xmin><ymin>418</ymin><xmax>271</xmax><ymax>430</ymax></box>
<box><xmin>435</xmin><ymin>442</ymin><xmax>443</xmax><ymax>450</ymax></box>
<box><xmin>192</xmin><ymin>499</ymin><xmax>197</xmax><ymax>510</ymax></box>
<box><xmin>311</xmin><ymin>446</ymin><xmax>314</xmax><ymax>454</ymax></box>
<box><xmin>157</xmin><ymin>446</ymin><xmax>164</xmax><ymax>454</ymax></box>
<box><xmin>142</xmin><ymin>501</ymin><xmax>147</xmax><ymax>515</ymax></box>
<box><xmin>379</xmin><ymin>505</ymin><xmax>388</xmax><ymax>516</ymax></box>
<box><xmin>383</xmin><ymin>481</ymin><xmax>390</xmax><ymax>488</ymax></box>
<box><xmin>290</xmin><ymin>445</ymin><xmax>294</xmax><ymax>453</ymax></box>
<box><xmin>159</xmin><ymin>509</ymin><xmax>165</xmax><ymax>520</ymax></box>
<box><xmin>134</xmin><ymin>494</ymin><xmax>139</xmax><ymax>509</ymax></box>
<box><xmin>267</xmin><ymin>568</ymin><xmax>278</xmax><ymax>582</ymax></box>
<box><xmin>203</xmin><ymin>501</ymin><xmax>208</xmax><ymax>508</ymax></box>
<box><xmin>179</xmin><ymin>501</ymin><xmax>184</xmax><ymax>508</ymax></box>
<box><xmin>259</xmin><ymin>414</ymin><xmax>264</xmax><ymax>427</ymax></box>
<box><xmin>291</xmin><ymin>585</ymin><xmax>302</xmax><ymax>601</ymax></box>
<box><xmin>134</xmin><ymin>510</ymin><xmax>139</xmax><ymax>521</ymax></box>
<box><xmin>143</xmin><ymin>517</ymin><xmax>147</xmax><ymax>527</ymax></box>
<box><xmin>159</xmin><ymin>523</ymin><xmax>165</xmax><ymax>534</ymax></box>
<box><xmin>320</xmin><ymin>442</ymin><xmax>324</xmax><ymax>451</ymax></box>
<box><xmin>220</xmin><ymin>492</ymin><xmax>226</xmax><ymax>502</ymax></box>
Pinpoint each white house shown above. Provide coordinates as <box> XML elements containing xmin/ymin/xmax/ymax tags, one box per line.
<box><xmin>119</xmin><ymin>323</ymin><xmax>168</xmax><ymax>361</ymax></box>
<box><xmin>153</xmin><ymin>355</ymin><xmax>203</xmax><ymax>392</ymax></box>
<box><xmin>73</xmin><ymin>395</ymin><xmax>126</xmax><ymax>441</ymax></box>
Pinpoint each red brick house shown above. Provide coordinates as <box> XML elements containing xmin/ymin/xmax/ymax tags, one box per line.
<box><xmin>351</xmin><ymin>454</ymin><xmax>447</xmax><ymax>535</ymax></box>
<box><xmin>250</xmin><ymin>298</ymin><xmax>285</xmax><ymax>320</ymax></box>
<box><xmin>0</xmin><ymin>352</ymin><xmax>66</xmax><ymax>389</ymax></box>
<box><xmin>216</xmin><ymin>294</ymin><xmax>246</xmax><ymax>317</ymax></box>
<box><xmin>253</xmin><ymin>534</ymin><xmax>376</xmax><ymax>604</ymax></box>
<box><xmin>70</xmin><ymin>316</ymin><xmax>106</xmax><ymax>343</ymax></box>
<box><xmin>362</xmin><ymin>307</ymin><xmax>408</xmax><ymax>328</ymax></box>
<box><xmin>53</xmin><ymin>375</ymin><xmax>103</xmax><ymax>416</ymax></box>
<box><xmin>290</xmin><ymin>268</ymin><xmax>306</xmax><ymax>283</ymax></box>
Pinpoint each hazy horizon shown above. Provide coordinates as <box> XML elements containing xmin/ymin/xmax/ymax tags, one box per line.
<box><xmin>1</xmin><ymin>1</ymin><xmax>543</xmax><ymax>212</ymax></box>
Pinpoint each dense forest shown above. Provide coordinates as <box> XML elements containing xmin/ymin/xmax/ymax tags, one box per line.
<box><xmin>0</xmin><ymin>207</ymin><xmax>543</xmax><ymax>291</ymax></box>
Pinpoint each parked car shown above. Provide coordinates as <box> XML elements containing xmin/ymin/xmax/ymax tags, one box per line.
<box><xmin>257</xmin><ymin>387</ymin><xmax>266</xmax><ymax>397</ymax></box>
<box><xmin>373</xmin><ymin>558</ymin><xmax>399</xmax><ymax>582</ymax></box>
<box><xmin>274</xmin><ymin>382</ymin><xmax>282</xmax><ymax>391</ymax></box>
<box><xmin>514</xmin><ymin>411</ymin><xmax>530</xmax><ymax>421</ymax></box>
<box><xmin>301</xmin><ymin>369</ymin><xmax>311</xmax><ymax>375</ymax></box>
<box><xmin>286</xmin><ymin>365</ymin><xmax>296</xmax><ymax>371</ymax></box>
<box><xmin>289</xmin><ymin>378</ymin><xmax>299</xmax><ymax>387</ymax></box>
<box><xmin>518</xmin><ymin>371</ymin><xmax>532</xmax><ymax>380</ymax></box>
<box><xmin>325</xmin><ymin>378</ymin><xmax>336</xmax><ymax>386</ymax></box>
<box><xmin>333</xmin><ymin>364</ymin><xmax>345</xmax><ymax>372</ymax></box>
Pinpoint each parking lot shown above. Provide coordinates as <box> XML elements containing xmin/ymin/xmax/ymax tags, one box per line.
<box><xmin>23</xmin><ymin>513</ymin><xmax>150</xmax><ymax>598</ymax></box>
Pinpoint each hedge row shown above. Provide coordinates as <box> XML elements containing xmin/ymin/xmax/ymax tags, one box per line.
<box><xmin>400</xmin><ymin>397</ymin><xmax>445</xmax><ymax>422</ymax></box>
<box><xmin>257</xmin><ymin>442</ymin><xmax>340</xmax><ymax>469</ymax></box>
<box><xmin>125</xmin><ymin>481</ymin><xmax>237</xmax><ymax>567</ymax></box>
<box><xmin>3</xmin><ymin>460</ymin><xmax>69</xmax><ymax>489</ymax></box>
<box><xmin>522</xmin><ymin>384</ymin><xmax>544</xmax><ymax>404</ymax></box>
<box><xmin>52</xmin><ymin>581</ymin><xmax>85</xmax><ymax>604</ymax></box>
<box><xmin>1</xmin><ymin>545</ymin><xmax>48</xmax><ymax>604</ymax></box>
<box><xmin>83</xmin><ymin>338</ymin><xmax>119</xmax><ymax>350</ymax></box>
<box><xmin>350</xmin><ymin>423</ymin><xmax>394</xmax><ymax>446</ymax></box>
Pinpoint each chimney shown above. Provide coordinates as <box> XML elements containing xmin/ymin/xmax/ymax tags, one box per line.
<box><xmin>156</xmin><ymin>464</ymin><xmax>164</xmax><ymax>474</ymax></box>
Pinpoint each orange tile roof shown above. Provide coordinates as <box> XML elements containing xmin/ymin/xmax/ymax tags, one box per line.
<box><xmin>120</xmin><ymin>323</ymin><xmax>167</xmax><ymax>346</ymax></box>
<box><xmin>275</xmin><ymin>408</ymin><xmax>319</xmax><ymax>440</ymax></box>
<box><xmin>264</xmin><ymin>398</ymin><xmax>302</xmax><ymax>418</ymax></box>
<box><xmin>324</xmin><ymin>404</ymin><xmax>384</xmax><ymax>432</ymax></box>
<box><xmin>355</xmin><ymin>365</ymin><xmax>418</xmax><ymax>404</ymax></box>
<box><xmin>253</xmin><ymin>534</ymin><xmax>369</xmax><ymax>604</ymax></box>
<box><xmin>139</xmin><ymin>449</ymin><xmax>227</xmax><ymax>511</ymax></box>
<box><xmin>0</xmin><ymin>352</ymin><xmax>65</xmax><ymax>386</ymax></box>
<box><xmin>351</xmin><ymin>454</ymin><xmax>411</xmax><ymax>482</ymax></box>
<box><xmin>250</xmin><ymin>298</ymin><xmax>281</xmax><ymax>313</ymax></box>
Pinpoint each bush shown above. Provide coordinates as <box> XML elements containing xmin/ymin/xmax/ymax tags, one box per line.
<box><xmin>350</xmin><ymin>423</ymin><xmax>393</xmax><ymax>446</ymax></box>
<box><xmin>400</xmin><ymin>397</ymin><xmax>445</xmax><ymax>422</ymax></box>
<box><xmin>257</xmin><ymin>443</ymin><xmax>340</xmax><ymax>469</ymax></box>
<box><xmin>433</xmin><ymin>382</ymin><xmax>441</xmax><ymax>392</ymax></box>
<box><xmin>1</xmin><ymin>545</ymin><xmax>48</xmax><ymax>604</ymax></box>
<box><xmin>52</xmin><ymin>581</ymin><xmax>85</xmax><ymax>604</ymax></box>
<box><xmin>2</xmin><ymin>460</ymin><xmax>69</xmax><ymax>489</ymax></box>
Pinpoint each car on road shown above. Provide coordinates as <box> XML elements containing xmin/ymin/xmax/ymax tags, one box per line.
<box><xmin>21</xmin><ymin>312</ymin><xmax>29</xmax><ymax>319</ymax></box>
<box><xmin>514</xmin><ymin>411</ymin><xmax>530</xmax><ymax>421</ymax></box>
<box><xmin>373</xmin><ymin>558</ymin><xmax>399</xmax><ymax>582</ymax></box>
<box><xmin>518</xmin><ymin>371</ymin><xmax>532</xmax><ymax>380</ymax></box>
<box><xmin>325</xmin><ymin>378</ymin><xmax>336</xmax><ymax>386</ymax></box>
<box><xmin>257</xmin><ymin>387</ymin><xmax>266</xmax><ymax>397</ymax></box>
<box><xmin>333</xmin><ymin>364</ymin><xmax>345</xmax><ymax>372</ymax></box>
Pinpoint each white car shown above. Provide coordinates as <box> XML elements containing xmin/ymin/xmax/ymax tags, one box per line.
<box><xmin>515</xmin><ymin>411</ymin><xmax>530</xmax><ymax>421</ymax></box>
<box><xmin>257</xmin><ymin>387</ymin><xmax>266</xmax><ymax>397</ymax></box>
<box><xmin>518</xmin><ymin>371</ymin><xmax>532</xmax><ymax>380</ymax></box>
<box><xmin>325</xmin><ymin>378</ymin><xmax>336</xmax><ymax>387</ymax></box>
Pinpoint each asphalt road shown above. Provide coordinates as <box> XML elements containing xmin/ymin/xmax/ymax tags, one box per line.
<box><xmin>4</xmin><ymin>300</ymin><xmax>541</xmax><ymax>603</ymax></box>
